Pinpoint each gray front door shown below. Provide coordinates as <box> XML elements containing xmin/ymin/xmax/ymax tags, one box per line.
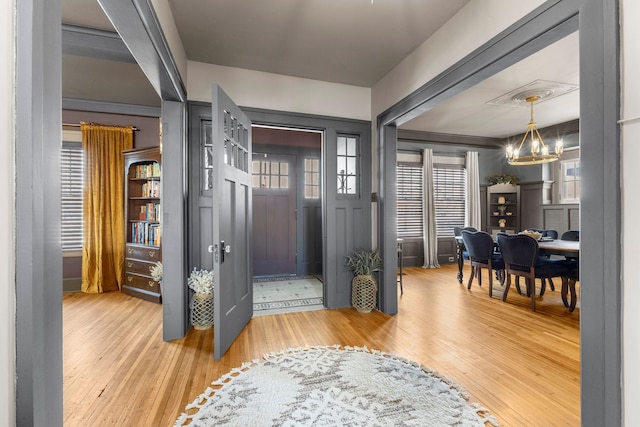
<box><xmin>211</xmin><ymin>85</ymin><xmax>253</xmax><ymax>360</ymax></box>
<box><xmin>252</xmin><ymin>152</ymin><xmax>297</xmax><ymax>276</ymax></box>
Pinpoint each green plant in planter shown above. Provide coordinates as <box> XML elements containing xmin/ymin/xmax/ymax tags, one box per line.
<box><xmin>486</xmin><ymin>173</ymin><xmax>519</xmax><ymax>185</ymax></box>
<box><xmin>346</xmin><ymin>249</ymin><xmax>382</xmax><ymax>276</ymax></box>
<box><xmin>346</xmin><ymin>249</ymin><xmax>382</xmax><ymax>313</ymax></box>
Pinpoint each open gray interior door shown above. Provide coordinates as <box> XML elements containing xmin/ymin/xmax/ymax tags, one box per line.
<box><xmin>211</xmin><ymin>84</ymin><xmax>253</xmax><ymax>360</ymax></box>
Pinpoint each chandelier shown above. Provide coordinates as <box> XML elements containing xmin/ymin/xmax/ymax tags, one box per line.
<box><xmin>506</xmin><ymin>95</ymin><xmax>564</xmax><ymax>165</ymax></box>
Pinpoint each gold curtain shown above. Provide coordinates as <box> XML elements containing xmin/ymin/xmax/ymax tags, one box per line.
<box><xmin>81</xmin><ymin>123</ymin><xmax>133</xmax><ymax>293</ymax></box>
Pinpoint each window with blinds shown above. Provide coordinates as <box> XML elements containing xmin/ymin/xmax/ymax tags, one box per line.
<box><xmin>433</xmin><ymin>166</ymin><xmax>466</xmax><ymax>237</ymax></box>
<box><xmin>397</xmin><ymin>163</ymin><xmax>424</xmax><ymax>238</ymax></box>
<box><xmin>60</xmin><ymin>142</ymin><xmax>84</xmax><ymax>251</ymax></box>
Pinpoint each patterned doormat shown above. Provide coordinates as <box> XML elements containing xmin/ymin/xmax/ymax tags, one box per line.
<box><xmin>253</xmin><ymin>277</ymin><xmax>323</xmax><ymax>316</ymax></box>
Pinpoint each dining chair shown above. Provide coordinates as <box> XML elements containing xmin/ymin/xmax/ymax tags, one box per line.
<box><xmin>461</xmin><ymin>230</ymin><xmax>504</xmax><ymax>297</ymax></box>
<box><xmin>529</xmin><ymin>228</ymin><xmax>559</xmax><ymax>291</ymax></box>
<box><xmin>561</xmin><ymin>230</ymin><xmax>580</xmax><ymax>241</ymax></box>
<box><xmin>454</xmin><ymin>226</ymin><xmax>477</xmax><ymax>259</ymax></box>
<box><xmin>496</xmin><ymin>233</ymin><xmax>571</xmax><ymax>311</ymax></box>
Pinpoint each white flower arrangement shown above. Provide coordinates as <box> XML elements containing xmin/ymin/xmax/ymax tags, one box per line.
<box><xmin>149</xmin><ymin>261</ymin><xmax>163</xmax><ymax>284</ymax></box>
<box><xmin>188</xmin><ymin>268</ymin><xmax>214</xmax><ymax>294</ymax></box>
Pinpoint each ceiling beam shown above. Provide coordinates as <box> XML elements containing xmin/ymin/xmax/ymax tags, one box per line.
<box><xmin>62</xmin><ymin>24</ymin><xmax>136</xmax><ymax>64</ymax></box>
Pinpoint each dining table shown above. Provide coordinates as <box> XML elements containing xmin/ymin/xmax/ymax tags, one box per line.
<box><xmin>537</xmin><ymin>238</ymin><xmax>580</xmax><ymax>257</ymax></box>
<box><xmin>455</xmin><ymin>234</ymin><xmax>580</xmax><ymax>311</ymax></box>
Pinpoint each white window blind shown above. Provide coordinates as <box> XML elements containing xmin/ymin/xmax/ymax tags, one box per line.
<box><xmin>61</xmin><ymin>142</ymin><xmax>84</xmax><ymax>250</ymax></box>
<box><xmin>397</xmin><ymin>163</ymin><xmax>424</xmax><ymax>238</ymax></box>
<box><xmin>433</xmin><ymin>166</ymin><xmax>466</xmax><ymax>237</ymax></box>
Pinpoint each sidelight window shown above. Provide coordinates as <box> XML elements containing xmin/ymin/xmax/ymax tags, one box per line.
<box><xmin>304</xmin><ymin>158</ymin><xmax>320</xmax><ymax>199</ymax></box>
<box><xmin>337</xmin><ymin>135</ymin><xmax>358</xmax><ymax>195</ymax></box>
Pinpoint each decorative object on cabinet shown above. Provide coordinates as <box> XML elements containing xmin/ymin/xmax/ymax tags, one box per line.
<box><xmin>346</xmin><ymin>249</ymin><xmax>381</xmax><ymax>313</ymax></box>
<box><xmin>123</xmin><ymin>147</ymin><xmax>162</xmax><ymax>303</ymax></box>
<box><xmin>188</xmin><ymin>268</ymin><xmax>215</xmax><ymax>330</ymax></box>
<box><xmin>486</xmin><ymin>172</ymin><xmax>519</xmax><ymax>185</ymax></box>
<box><xmin>149</xmin><ymin>261</ymin><xmax>162</xmax><ymax>286</ymax></box>
<box><xmin>487</xmin><ymin>183</ymin><xmax>520</xmax><ymax>237</ymax></box>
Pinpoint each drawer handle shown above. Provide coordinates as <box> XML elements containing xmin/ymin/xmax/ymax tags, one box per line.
<box><xmin>127</xmin><ymin>262</ymin><xmax>133</xmax><ymax>268</ymax></box>
<box><xmin>127</xmin><ymin>276</ymin><xmax>133</xmax><ymax>282</ymax></box>
<box><xmin>128</xmin><ymin>248</ymin><xmax>134</xmax><ymax>254</ymax></box>
<box><xmin>149</xmin><ymin>251</ymin><xmax>156</xmax><ymax>258</ymax></box>
<box><xmin>149</xmin><ymin>281</ymin><xmax>155</xmax><ymax>287</ymax></box>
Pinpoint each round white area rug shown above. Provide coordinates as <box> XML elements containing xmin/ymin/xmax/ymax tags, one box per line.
<box><xmin>175</xmin><ymin>345</ymin><xmax>498</xmax><ymax>426</ymax></box>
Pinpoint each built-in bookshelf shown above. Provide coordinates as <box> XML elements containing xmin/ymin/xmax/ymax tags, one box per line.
<box><xmin>486</xmin><ymin>183</ymin><xmax>520</xmax><ymax>238</ymax></box>
<box><xmin>123</xmin><ymin>147</ymin><xmax>162</xmax><ymax>303</ymax></box>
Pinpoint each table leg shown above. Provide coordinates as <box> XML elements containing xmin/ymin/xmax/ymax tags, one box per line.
<box><xmin>456</xmin><ymin>243</ymin><xmax>463</xmax><ymax>283</ymax></box>
<box><xmin>569</xmin><ymin>278</ymin><xmax>578</xmax><ymax>312</ymax></box>
<box><xmin>561</xmin><ymin>276</ymin><xmax>570</xmax><ymax>308</ymax></box>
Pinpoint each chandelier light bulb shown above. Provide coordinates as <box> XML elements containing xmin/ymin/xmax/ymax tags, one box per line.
<box><xmin>531</xmin><ymin>139</ymin><xmax>539</xmax><ymax>154</ymax></box>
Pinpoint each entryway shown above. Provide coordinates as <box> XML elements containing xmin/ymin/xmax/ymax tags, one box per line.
<box><xmin>251</xmin><ymin>125</ymin><xmax>324</xmax><ymax>314</ymax></box>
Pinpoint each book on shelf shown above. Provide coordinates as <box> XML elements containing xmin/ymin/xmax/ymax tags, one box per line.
<box><xmin>133</xmin><ymin>162</ymin><xmax>161</xmax><ymax>179</ymax></box>
<box><xmin>141</xmin><ymin>180</ymin><xmax>160</xmax><ymax>198</ymax></box>
<box><xmin>130</xmin><ymin>221</ymin><xmax>162</xmax><ymax>247</ymax></box>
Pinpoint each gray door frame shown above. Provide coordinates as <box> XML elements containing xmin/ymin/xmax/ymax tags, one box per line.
<box><xmin>377</xmin><ymin>0</ymin><xmax>620</xmax><ymax>425</ymax></box>
<box><xmin>187</xmin><ymin>103</ymin><xmax>372</xmax><ymax>309</ymax></box>
<box><xmin>243</xmin><ymin>108</ymin><xmax>372</xmax><ymax>309</ymax></box>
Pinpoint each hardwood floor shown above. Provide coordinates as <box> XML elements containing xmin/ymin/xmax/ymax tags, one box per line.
<box><xmin>63</xmin><ymin>264</ymin><xmax>580</xmax><ymax>426</ymax></box>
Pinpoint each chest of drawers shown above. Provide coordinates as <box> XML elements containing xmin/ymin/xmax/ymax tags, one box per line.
<box><xmin>122</xmin><ymin>244</ymin><xmax>162</xmax><ymax>303</ymax></box>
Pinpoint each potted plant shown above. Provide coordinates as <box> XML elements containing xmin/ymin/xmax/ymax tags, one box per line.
<box><xmin>346</xmin><ymin>249</ymin><xmax>382</xmax><ymax>313</ymax></box>
<box><xmin>188</xmin><ymin>268</ymin><xmax>215</xmax><ymax>330</ymax></box>
<box><xmin>486</xmin><ymin>173</ymin><xmax>519</xmax><ymax>185</ymax></box>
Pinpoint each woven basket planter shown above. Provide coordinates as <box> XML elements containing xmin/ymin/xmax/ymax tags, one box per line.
<box><xmin>351</xmin><ymin>274</ymin><xmax>377</xmax><ymax>313</ymax></box>
<box><xmin>191</xmin><ymin>292</ymin><xmax>214</xmax><ymax>330</ymax></box>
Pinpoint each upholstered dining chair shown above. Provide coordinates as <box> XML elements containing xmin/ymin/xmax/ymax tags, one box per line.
<box><xmin>454</xmin><ymin>226</ymin><xmax>477</xmax><ymax>261</ymax></box>
<box><xmin>528</xmin><ymin>228</ymin><xmax>559</xmax><ymax>291</ymax></box>
<box><xmin>461</xmin><ymin>230</ymin><xmax>504</xmax><ymax>298</ymax></box>
<box><xmin>496</xmin><ymin>233</ymin><xmax>571</xmax><ymax>311</ymax></box>
<box><xmin>561</xmin><ymin>230</ymin><xmax>580</xmax><ymax>241</ymax></box>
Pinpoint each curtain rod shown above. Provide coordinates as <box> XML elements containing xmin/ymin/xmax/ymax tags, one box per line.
<box><xmin>62</xmin><ymin>123</ymin><xmax>139</xmax><ymax>131</ymax></box>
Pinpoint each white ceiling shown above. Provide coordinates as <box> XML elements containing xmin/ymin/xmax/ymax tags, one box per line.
<box><xmin>60</xmin><ymin>0</ymin><xmax>579</xmax><ymax>139</ymax></box>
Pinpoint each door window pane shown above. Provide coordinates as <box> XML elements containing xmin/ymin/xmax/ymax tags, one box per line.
<box><xmin>337</xmin><ymin>135</ymin><xmax>358</xmax><ymax>195</ymax></box>
<box><xmin>305</xmin><ymin>158</ymin><xmax>320</xmax><ymax>199</ymax></box>
<box><xmin>252</xmin><ymin>156</ymin><xmax>289</xmax><ymax>189</ymax></box>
